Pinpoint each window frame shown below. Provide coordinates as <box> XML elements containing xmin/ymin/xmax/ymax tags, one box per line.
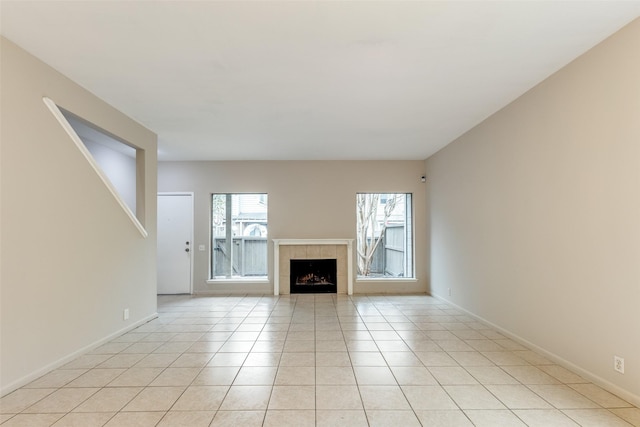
<box><xmin>355</xmin><ymin>192</ymin><xmax>415</xmax><ymax>281</ymax></box>
<box><xmin>208</xmin><ymin>193</ymin><xmax>269</xmax><ymax>282</ymax></box>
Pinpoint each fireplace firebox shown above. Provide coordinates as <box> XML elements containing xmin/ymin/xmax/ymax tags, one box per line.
<box><xmin>290</xmin><ymin>259</ymin><xmax>337</xmax><ymax>294</ymax></box>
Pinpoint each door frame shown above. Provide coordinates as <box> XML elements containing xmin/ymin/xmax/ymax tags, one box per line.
<box><xmin>158</xmin><ymin>192</ymin><xmax>194</xmax><ymax>295</ymax></box>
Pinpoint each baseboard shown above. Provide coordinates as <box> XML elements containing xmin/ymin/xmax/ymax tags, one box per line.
<box><xmin>433</xmin><ymin>294</ymin><xmax>640</xmax><ymax>408</ymax></box>
<box><xmin>1</xmin><ymin>313</ymin><xmax>158</xmax><ymax>397</ymax></box>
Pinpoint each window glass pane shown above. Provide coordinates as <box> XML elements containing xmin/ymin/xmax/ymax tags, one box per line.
<box><xmin>211</xmin><ymin>193</ymin><xmax>268</xmax><ymax>279</ymax></box>
<box><xmin>356</xmin><ymin>193</ymin><xmax>413</xmax><ymax>278</ymax></box>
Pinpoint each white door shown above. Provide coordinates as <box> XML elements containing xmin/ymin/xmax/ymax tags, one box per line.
<box><xmin>157</xmin><ymin>193</ymin><xmax>193</xmax><ymax>294</ymax></box>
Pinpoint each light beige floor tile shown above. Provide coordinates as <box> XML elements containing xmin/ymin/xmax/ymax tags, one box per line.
<box><xmin>513</xmin><ymin>409</ymin><xmax>580</xmax><ymax>426</ymax></box>
<box><xmin>108</xmin><ymin>367</ymin><xmax>163</xmax><ymax>387</ymax></box>
<box><xmin>464</xmin><ymin>409</ymin><xmax>527</xmax><ymax>426</ymax></box>
<box><xmin>279</xmin><ymin>352</ymin><xmax>315</xmax><ymax>366</ymax></box>
<box><xmin>252</xmin><ymin>340</ymin><xmax>285</xmax><ymax>352</ymax></box>
<box><xmin>0</xmin><ymin>388</ymin><xmax>56</xmax><ymax>413</ymax></box>
<box><xmin>316</xmin><ymin>385</ymin><xmax>363</xmax><ymax>410</ymax></box>
<box><xmin>513</xmin><ymin>350</ymin><xmax>553</xmax><ymax>365</ymax></box>
<box><xmin>51</xmin><ymin>412</ymin><xmax>114</xmax><ymax>426</ymax></box>
<box><xmin>315</xmin><ymin>340</ymin><xmax>348</xmax><ymax>352</ymax></box>
<box><xmin>481</xmin><ymin>351</ymin><xmax>528</xmax><ymax>366</ymax></box>
<box><xmin>359</xmin><ymin>385</ymin><xmax>411</xmax><ymax>410</ymax></box>
<box><xmin>268</xmin><ymin>385</ymin><xmax>315</xmax><ymax>409</ymax></box>
<box><xmin>414</xmin><ymin>409</ymin><xmax>474</xmax><ymax>426</ymax></box>
<box><xmin>89</xmin><ymin>342</ymin><xmax>131</xmax><ymax>355</ymax></box>
<box><xmin>97</xmin><ymin>354</ymin><xmax>146</xmax><ymax>369</ymax></box>
<box><xmin>121</xmin><ymin>386</ymin><xmax>185</xmax><ymax>411</ymax></box>
<box><xmin>406</xmin><ymin>340</ymin><xmax>442</xmax><ymax>352</ymax></box>
<box><xmin>448</xmin><ymin>351</ymin><xmax>494</xmax><ymax>366</ymax></box>
<box><xmin>349</xmin><ymin>351</ymin><xmax>387</xmax><ymax>366</ymax></box>
<box><xmin>569</xmin><ymin>383</ymin><xmax>633</xmax><ymax>408</ymax></box>
<box><xmin>563</xmin><ymin>408</ymin><xmax>634</xmax><ymax>426</ymax></box>
<box><xmin>539</xmin><ymin>364</ymin><xmax>587</xmax><ymax>384</ymax></box>
<box><xmin>24</xmin><ymin>369</ymin><xmax>87</xmax><ymax>388</ymax></box>
<box><xmin>316</xmin><ymin>366</ymin><xmax>356</xmax><ymax>385</ymax></box>
<box><xmin>186</xmin><ymin>341</ymin><xmax>224</xmax><ymax>353</ymax></box>
<box><xmin>345</xmin><ymin>340</ymin><xmax>378</xmax><ymax>352</ymax></box>
<box><xmin>366</xmin><ymin>410</ymin><xmax>421</xmax><ymax>427</ymax></box>
<box><xmin>62</xmin><ymin>355</ymin><xmax>111</xmax><ymax>370</ymax></box>
<box><xmin>283</xmin><ymin>340</ymin><xmax>315</xmax><ymax>352</ymax></box>
<box><xmin>233</xmin><ymin>366</ymin><xmax>277</xmax><ymax>385</ymax></box>
<box><xmin>153</xmin><ymin>341</ymin><xmax>193</xmax><ymax>354</ymax></box>
<box><xmin>120</xmin><ymin>342</ymin><xmax>163</xmax><ymax>354</ymax></box>
<box><xmin>263</xmin><ymin>409</ymin><xmax>315</xmax><ymax>427</ymax></box>
<box><xmin>171</xmin><ymin>385</ymin><xmax>228</xmax><ymax>411</ymax></box>
<box><xmin>156</xmin><ymin>411</ymin><xmax>215</xmax><ymax>427</ymax></box>
<box><xmin>73</xmin><ymin>387</ymin><xmax>142</xmax><ymax>412</ymax></box>
<box><xmin>502</xmin><ymin>365</ymin><xmax>561</xmax><ymax>384</ymax></box>
<box><xmin>528</xmin><ymin>384</ymin><xmax>600</xmax><ymax>409</ymax></box>
<box><xmin>66</xmin><ymin>369</ymin><xmax>126</xmax><ymax>387</ymax></box>
<box><xmin>192</xmin><ymin>366</ymin><xmax>239</xmax><ymax>385</ymax></box>
<box><xmin>316</xmin><ymin>352</ymin><xmax>351</xmax><ymax>366</ymax></box>
<box><xmin>444</xmin><ymin>385</ymin><xmax>506</xmax><ymax>409</ymax></box>
<box><xmin>23</xmin><ymin>387</ymin><xmax>99</xmax><ymax>413</ymax></box>
<box><xmin>169</xmin><ymin>352</ymin><xmax>213</xmax><ymax>368</ymax></box>
<box><xmin>611</xmin><ymin>408</ymin><xmax>640</xmax><ymax>426</ymax></box>
<box><xmin>465</xmin><ymin>340</ymin><xmax>506</xmax><ymax>352</ymax></box>
<box><xmin>376</xmin><ymin>341</ymin><xmax>411</xmax><ymax>352</ymax></box>
<box><xmin>103</xmin><ymin>411</ymin><xmax>165</xmax><ymax>426</ymax></box>
<box><xmin>1</xmin><ymin>413</ymin><xmax>63</xmax><ymax>427</ymax></box>
<box><xmin>381</xmin><ymin>351</ymin><xmax>422</xmax><ymax>366</ymax></box>
<box><xmin>487</xmin><ymin>384</ymin><xmax>552</xmax><ymax>409</ymax></box>
<box><xmin>465</xmin><ymin>366</ymin><xmax>519</xmax><ymax>384</ymax></box>
<box><xmin>208</xmin><ymin>352</ymin><xmax>248</xmax><ymax>366</ymax></box>
<box><xmin>219</xmin><ymin>341</ymin><xmax>255</xmax><ymax>352</ymax></box>
<box><xmin>219</xmin><ymin>385</ymin><xmax>272</xmax><ymax>410</ymax></box>
<box><xmin>316</xmin><ymin>409</ymin><xmax>368</xmax><ymax>427</ymax></box>
<box><xmin>244</xmin><ymin>352</ymin><xmax>282</xmax><ymax>366</ymax></box>
<box><xmin>428</xmin><ymin>367</ymin><xmax>479</xmax><ymax>385</ymax></box>
<box><xmin>402</xmin><ymin>385</ymin><xmax>458</xmax><ymax>410</ymax></box>
<box><xmin>134</xmin><ymin>353</ymin><xmax>180</xmax><ymax>368</ymax></box>
<box><xmin>353</xmin><ymin>366</ymin><xmax>397</xmax><ymax>385</ymax></box>
<box><xmin>149</xmin><ymin>367</ymin><xmax>200</xmax><ymax>386</ymax></box>
<box><xmin>390</xmin><ymin>366</ymin><xmax>438</xmax><ymax>385</ymax></box>
<box><xmin>275</xmin><ymin>366</ymin><xmax>315</xmax><ymax>385</ymax></box>
<box><xmin>415</xmin><ymin>351</ymin><xmax>458</xmax><ymax>367</ymax></box>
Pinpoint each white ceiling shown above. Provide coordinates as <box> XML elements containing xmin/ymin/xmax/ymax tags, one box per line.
<box><xmin>1</xmin><ymin>1</ymin><xmax>639</xmax><ymax>161</ymax></box>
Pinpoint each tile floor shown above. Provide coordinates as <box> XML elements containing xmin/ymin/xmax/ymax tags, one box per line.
<box><xmin>1</xmin><ymin>294</ymin><xmax>639</xmax><ymax>426</ymax></box>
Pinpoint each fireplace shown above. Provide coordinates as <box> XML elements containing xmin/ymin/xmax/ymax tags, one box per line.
<box><xmin>290</xmin><ymin>259</ymin><xmax>337</xmax><ymax>294</ymax></box>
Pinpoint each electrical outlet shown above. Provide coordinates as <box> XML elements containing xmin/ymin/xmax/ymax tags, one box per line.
<box><xmin>614</xmin><ymin>356</ymin><xmax>624</xmax><ymax>374</ymax></box>
<box><xmin>123</xmin><ymin>308</ymin><xmax>129</xmax><ymax>320</ymax></box>
<box><xmin>448</xmin><ymin>288</ymin><xmax>452</xmax><ymax>296</ymax></box>
<box><xmin>198</xmin><ymin>245</ymin><xmax>206</xmax><ymax>251</ymax></box>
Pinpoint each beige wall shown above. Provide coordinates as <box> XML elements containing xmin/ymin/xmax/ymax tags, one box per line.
<box><xmin>426</xmin><ymin>19</ymin><xmax>640</xmax><ymax>404</ymax></box>
<box><xmin>0</xmin><ymin>38</ymin><xmax>158</xmax><ymax>395</ymax></box>
<box><xmin>158</xmin><ymin>161</ymin><xmax>428</xmax><ymax>294</ymax></box>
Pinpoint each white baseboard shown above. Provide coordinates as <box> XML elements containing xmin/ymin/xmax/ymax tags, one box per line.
<box><xmin>433</xmin><ymin>294</ymin><xmax>640</xmax><ymax>408</ymax></box>
<box><xmin>1</xmin><ymin>313</ymin><xmax>158</xmax><ymax>397</ymax></box>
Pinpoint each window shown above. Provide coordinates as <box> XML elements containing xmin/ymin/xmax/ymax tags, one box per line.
<box><xmin>356</xmin><ymin>193</ymin><xmax>413</xmax><ymax>278</ymax></box>
<box><xmin>211</xmin><ymin>194</ymin><xmax>268</xmax><ymax>279</ymax></box>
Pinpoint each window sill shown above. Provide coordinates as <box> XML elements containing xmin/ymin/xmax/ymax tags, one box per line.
<box><xmin>356</xmin><ymin>277</ymin><xmax>417</xmax><ymax>283</ymax></box>
<box><xmin>207</xmin><ymin>278</ymin><xmax>269</xmax><ymax>285</ymax></box>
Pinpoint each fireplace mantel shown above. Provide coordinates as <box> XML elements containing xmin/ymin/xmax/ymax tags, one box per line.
<box><xmin>273</xmin><ymin>239</ymin><xmax>354</xmax><ymax>296</ymax></box>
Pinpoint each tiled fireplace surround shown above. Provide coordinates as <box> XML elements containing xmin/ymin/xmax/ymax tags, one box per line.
<box><xmin>273</xmin><ymin>239</ymin><xmax>354</xmax><ymax>295</ymax></box>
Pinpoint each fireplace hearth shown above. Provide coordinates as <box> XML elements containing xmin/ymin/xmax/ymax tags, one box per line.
<box><xmin>290</xmin><ymin>259</ymin><xmax>337</xmax><ymax>294</ymax></box>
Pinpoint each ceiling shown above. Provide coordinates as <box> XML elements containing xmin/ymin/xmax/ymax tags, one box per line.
<box><xmin>1</xmin><ymin>1</ymin><xmax>639</xmax><ymax>161</ymax></box>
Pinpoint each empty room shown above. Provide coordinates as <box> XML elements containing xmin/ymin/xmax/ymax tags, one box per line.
<box><xmin>1</xmin><ymin>1</ymin><xmax>639</xmax><ymax>426</ymax></box>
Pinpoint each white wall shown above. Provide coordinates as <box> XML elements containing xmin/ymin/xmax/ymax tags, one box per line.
<box><xmin>0</xmin><ymin>37</ymin><xmax>158</xmax><ymax>395</ymax></box>
<box><xmin>158</xmin><ymin>160</ymin><xmax>428</xmax><ymax>295</ymax></box>
<box><xmin>425</xmin><ymin>19</ymin><xmax>640</xmax><ymax>404</ymax></box>
<box><xmin>82</xmin><ymin>138</ymin><xmax>137</xmax><ymax>215</ymax></box>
